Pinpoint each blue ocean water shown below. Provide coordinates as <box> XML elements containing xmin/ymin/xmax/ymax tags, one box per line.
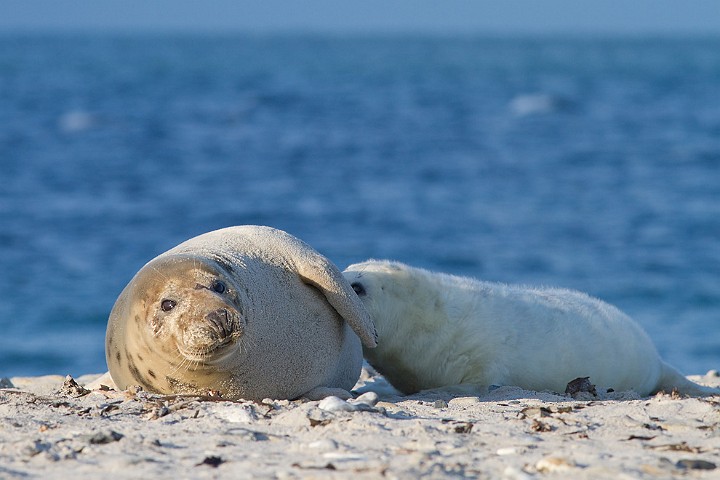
<box><xmin>0</xmin><ymin>34</ymin><xmax>719</xmax><ymax>378</ymax></box>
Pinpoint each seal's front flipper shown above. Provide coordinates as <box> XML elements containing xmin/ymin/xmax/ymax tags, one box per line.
<box><xmin>256</xmin><ymin>225</ymin><xmax>377</xmax><ymax>347</ymax></box>
<box><xmin>298</xmin><ymin>266</ymin><xmax>378</xmax><ymax>348</ymax></box>
<box><xmin>284</xmin><ymin>250</ymin><xmax>377</xmax><ymax>348</ymax></box>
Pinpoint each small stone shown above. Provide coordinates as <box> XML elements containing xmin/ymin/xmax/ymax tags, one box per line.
<box><xmin>350</xmin><ymin>391</ymin><xmax>379</xmax><ymax>407</ymax></box>
<box><xmin>318</xmin><ymin>396</ymin><xmax>358</xmax><ymax>413</ymax></box>
<box><xmin>225</xmin><ymin>427</ymin><xmax>268</xmax><ymax>441</ymax></box>
<box><xmin>448</xmin><ymin>396</ymin><xmax>481</xmax><ymax>407</ymax></box>
<box><xmin>84</xmin><ymin>430</ymin><xmax>124</xmax><ymax>444</ymax></box>
<box><xmin>530</xmin><ymin>419</ymin><xmax>552</xmax><ymax>432</ymax></box>
<box><xmin>519</xmin><ymin>407</ymin><xmax>553</xmax><ymax>419</ymax></box>
<box><xmin>124</xmin><ymin>385</ymin><xmax>144</xmax><ymax>399</ymax></box>
<box><xmin>433</xmin><ymin>400</ymin><xmax>448</xmax><ymax>409</ymax></box>
<box><xmin>308</xmin><ymin>439</ymin><xmax>338</xmax><ymax>450</ymax></box>
<box><xmin>292</xmin><ymin>460</ymin><xmax>336</xmax><ymax>471</ymax></box>
<box><xmin>536</xmin><ymin>456</ymin><xmax>575</xmax><ymax>473</ymax></box>
<box><xmin>261</xmin><ymin>398</ymin><xmax>290</xmax><ymax>410</ymax></box>
<box><xmin>496</xmin><ymin>447</ymin><xmax>518</xmax><ymax>456</ymax></box>
<box><xmin>453</xmin><ymin>422</ymin><xmax>474</xmax><ymax>433</ymax></box>
<box><xmin>307</xmin><ymin>408</ymin><xmax>336</xmax><ymax>427</ymax></box>
<box><xmin>565</xmin><ymin>377</ymin><xmax>597</xmax><ymax>397</ymax></box>
<box><xmin>196</xmin><ymin>455</ymin><xmax>224</xmax><ymax>468</ymax></box>
<box><xmin>676</xmin><ymin>459</ymin><xmax>716</xmax><ymax>470</ymax></box>
<box><xmin>216</xmin><ymin>405</ymin><xmax>257</xmax><ymax>423</ymax></box>
<box><xmin>322</xmin><ymin>452</ymin><xmax>368</xmax><ymax>462</ymax></box>
<box><xmin>58</xmin><ymin>375</ymin><xmax>90</xmax><ymax>397</ymax></box>
<box><xmin>145</xmin><ymin>405</ymin><xmax>170</xmax><ymax>420</ymax></box>
<box><xmin>0</xmin><ymin>377</ymin><xmax>14</xmax><ymax>388</ymax></box>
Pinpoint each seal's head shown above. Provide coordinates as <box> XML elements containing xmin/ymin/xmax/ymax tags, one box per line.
<box><xmin>106</xmin><ymin>254</ymin><xmax>248</xmax><ymax>396</ymax></box>
<box><xmin>343</xmin><ymin>260</ymin><xmax>434</xmax><ymax>341</ymax></box>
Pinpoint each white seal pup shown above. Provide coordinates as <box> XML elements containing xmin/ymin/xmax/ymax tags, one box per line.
<box><xmin>343</xmin><ymin>260</ymin><xmax>718</xmax><ymax>397</ymax></box>
<box><xmin>106</xmin><ymin>226</ymin><xmax>377</xmax><ymax>401</ymax></box>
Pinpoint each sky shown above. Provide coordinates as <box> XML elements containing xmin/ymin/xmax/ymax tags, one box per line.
<box><xmin>2</xmin><ymin>0</ymin><xmax>720</xmax><ymax>36</ymax></box>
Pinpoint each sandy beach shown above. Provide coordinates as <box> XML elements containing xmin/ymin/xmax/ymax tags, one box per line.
<box><xmin>2</xmin><ymin>367</ymin><xmax>720</xmax><ymax>479</ymax></box>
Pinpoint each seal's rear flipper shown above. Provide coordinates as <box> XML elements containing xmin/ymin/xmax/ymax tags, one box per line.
<box><xmin>655</xmin><ymin>362</ymin><xmax>720</xmax><ymax>397</ymax></box>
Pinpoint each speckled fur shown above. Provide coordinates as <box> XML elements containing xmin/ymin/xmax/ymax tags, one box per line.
<box><xmin>106</xmin><ymin>226</ymin><xmax>376</xmax><ymax>401</ymax></box>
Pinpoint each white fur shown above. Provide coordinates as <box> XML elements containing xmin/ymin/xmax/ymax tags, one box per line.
<box><xmin>343</xmin><ymin>260</ymin><xmax>717</xmax><ymax>397</ymax></box>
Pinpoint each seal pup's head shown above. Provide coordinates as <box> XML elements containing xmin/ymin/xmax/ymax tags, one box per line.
<box><xmin>343</xmin><ymin>260</ymin><xmax>448</xmax><ymax>393</ymax></box>
<box><xmin>343</xmin><ymin>260</ymin><xmax>446</xmax><ymax>338</ymax></box>
<box><xmin>106</xmin><ymin>254</ymin><xmax>248</xmax><ymax>396</ymax></box>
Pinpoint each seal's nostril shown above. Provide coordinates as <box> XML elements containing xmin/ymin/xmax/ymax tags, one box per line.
<box><xmin>206</xmin><ymin>309</ymin><xmax>231</xmax><ymax>338</ymax></box>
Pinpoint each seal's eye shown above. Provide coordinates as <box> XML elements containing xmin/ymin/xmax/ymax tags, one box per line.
<box><xmin>211</xmin><ymin>280</ymin><xmax>226</xmax><ymax>294</ymax></box>
<box><xmin>351</xmin><ymin>282</ymin><xmax>366</xmax><ymax>296</ymax></box>
<box><xmin>161</xmin><ymin>299</ymin><xmax>176</xmax><ymax>312</ymax></box>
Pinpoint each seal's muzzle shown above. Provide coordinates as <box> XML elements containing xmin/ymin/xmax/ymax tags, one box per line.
<box><xmin>206</xmin><ymin>308</ymin><xmax>234</xmax><ymax>340</ymax></box>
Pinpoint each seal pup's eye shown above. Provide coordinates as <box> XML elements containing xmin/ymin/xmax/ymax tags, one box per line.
<box><xmin>160</xmin><ymin>299</ymin><xmax>177</xmax><ymax>312</ymax></box>
<box><xmin>211</xmin><ymin>280</ymin><xmax>226</xmax><ymax>294</ymax></box>
<box><xmin>351</xmin><ymin>282</ymin><xmax>366</xmax><ymax>296</ymax></box>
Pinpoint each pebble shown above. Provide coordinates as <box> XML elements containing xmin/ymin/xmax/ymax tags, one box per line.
<box><xmin>565</xmin><ymin>377</ymin><xmax>597</xmax><ymax>397</ymax></box>
<box><xmin>306</xmin><ymin>408</ymin><xmax>337</xmax><ymax>427</ymax></box>
<box><xmin>196</xmin><ymin>455</ymin><xmax>224</xmax><ymax>468</ymax></box>
<box><xmin>676</xmin><ymin>459</ymin><xmax>716</xmax><ymax>470</ymax></box>
<box><xmin>319</xmin><ymin>393</ymin><xmax>382</xmax><ymax>413</ymax></box>
<box><xmin>82</xmin><ymin>430</ymin><xmax>124</xmax><ymax>445</ymax></box>
<box><xmin>271</xmin><ymin>407</ymin><xmax>320</xmax><ymax>428</ymax></box>
<box><xmin>224</xmin><ymin>427</ymin><xmax>268</xmax><ymax>441</ymax></box>
<box><xmin>536</xmin><ymin>456</ymin><xmax>575</xmax><ymax>473</ymax></box>
<box><xmin>323</xmin><ymin>452</ymin><xmax>368</xmax><ymax>462</ymax></box>
<box><xmin>449</xmin><ymin>396</ymin><xmax>481</xmax><ymax>407</ymax></box>
<box><xmin>496</xmin><ymin>447</ymin><xmax>518</xmax><ymax>456</ymax></box>
<box><xmin>214</xmin><ymin>405</ymin><xmax>257</xmax><ymax>423</ymax></box>
<box><xmin>261</xmin><ymin>398</ymin><xmax>290</xmax><ymax>410</ymax></box>
<box><xmin>433</xmin><ymin>400</ymin><xmax>448</xmax><ymax>409</ymax></box>
<box><xmin>57</xmin><ymin>375</ymin><xmax>90</xmax><ymax>397</ymax></box>
<box><xmin>520</xmin><ymin>406</ymin><xmax>552</xmax><ymax>418</ymax></box>
<box><xmin>318</xmin><ymin>396</ymin><xmax>359</xmax><ymax>412</ymax></box>
<box><xmin>349</xmin><ymin>391</ymin><xmax>379</xmax><ymax>408</ymax></box>
<box><xmin>308</xmin><ymin>439</ymin><xmax>338</xmax><ymax>450</ymax></box>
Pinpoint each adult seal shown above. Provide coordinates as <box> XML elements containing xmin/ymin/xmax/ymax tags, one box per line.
<box><xmin>343</xmin><ymin>260</ymin><xmax>718</xmax><ymax>397</ymax></box>
<box><xmin>106</xmin><ymin>226</ymin><xmax>377</xmax><ymax>401</ymax></box>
